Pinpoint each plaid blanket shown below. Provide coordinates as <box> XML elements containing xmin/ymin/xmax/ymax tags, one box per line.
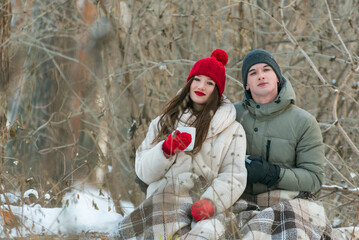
<box><xmin>118</xmin><ymin>173</ymin><xmax>227</xmax><ymax>240</ymax></box>
<box><xmin>119</xmin><ymin>178</ymin><xmax>333</xmax><ymax>240</ymax></box>
<box><xmin>226</xmin><ymin>190</ymin><xmax>333</xmax><ymax>240</ymax></box>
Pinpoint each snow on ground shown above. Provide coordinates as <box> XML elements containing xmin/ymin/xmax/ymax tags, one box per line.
<box><xmin>0</xmin><ymin>184</ymin><xmax>134</xmax><ymax>238</ymax></box>
<box><xmin>2</xmin><ymin>183</ymin><xmax>358</xmax><ymax>238</ymax></box>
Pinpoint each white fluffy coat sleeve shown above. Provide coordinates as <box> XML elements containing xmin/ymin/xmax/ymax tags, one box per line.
<box><xmin>135</xmin><ymin>117</ymin><xmax>175</xmax><ymax>185</ymax></box>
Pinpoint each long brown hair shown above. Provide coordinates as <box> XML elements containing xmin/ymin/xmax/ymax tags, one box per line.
<box><xmin>152</xmin><ymin>77</ymin><xmax>223</xmax><ymax>154</ymax></box>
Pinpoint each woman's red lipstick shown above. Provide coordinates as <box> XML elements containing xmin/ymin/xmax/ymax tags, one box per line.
<box><xmin>195</xmin><ymin>91</ymin><xmax>205</xmax><ymax>96</ymax></box>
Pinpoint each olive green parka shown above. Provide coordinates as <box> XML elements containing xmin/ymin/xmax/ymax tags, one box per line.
<box><xmin>234</xmin><ymin>77</ymin><xmax>325</xmax><ymax>194</ymax></box>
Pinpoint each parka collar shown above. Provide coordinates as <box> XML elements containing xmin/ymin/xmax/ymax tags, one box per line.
<box><xmin>243</xmin><ymin>77</ymin><xmax>296</xmax><ymax>120</ymax></box>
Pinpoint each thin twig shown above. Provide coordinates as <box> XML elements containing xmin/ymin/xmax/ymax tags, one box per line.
<box><xmin>323</xmin><ymin>156</ymin><xmax>356</xmax><ymax>188</ymax></box>
<box><xmin>86</xmin><ymin>128</ymin><xmax>125</xmax><ymax>216</ymax></box>
<box><xmin>279</xmin><ymin>0</ymin><xmax>330</xmax><ymax>86</ymax></box>
<box><xmin>38</xmin><ymin>142</ymin><xmax>78</xmax><ymax>154</ymax></box>
<box><xmin>324</xmin><ymin>0</ymin><xmax>354</xmax><ymax>65</ymax></box>
<box><xmin>321</xmin><ymin>185</ymin><xmax>359</xmax><ymax>196</ymax></box>
<box><xmin>332</xmin><ymin>73</ymin><xmax>359</xmax><ymax>158</ymax></box>
<box><xmin>353</xmin><ymin>207</ymin><xmax>359</xmax><ymax>239</ymax></box>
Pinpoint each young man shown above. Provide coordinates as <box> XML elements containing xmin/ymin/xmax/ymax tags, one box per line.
<box><xmin>234</xmin><ymin>49</ymin><xmax>325</xmax><ymax>195</ymax></box>
<box><xmin>231</xmin><ymin>49</ymin><xmax>332</xmax><ymax>239</ymax></box>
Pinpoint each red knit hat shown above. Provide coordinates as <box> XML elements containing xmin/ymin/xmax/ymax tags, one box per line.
<box><xmin>187</xmin><ymin>49</ymin><xmax>228</xmax><ymax>97</ymax></box>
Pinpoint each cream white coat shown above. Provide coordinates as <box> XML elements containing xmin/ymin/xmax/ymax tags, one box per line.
<box><xmin>135</xmin><ymin>97</ymin><xmax>247</xmax><ymax>213</ymax></box>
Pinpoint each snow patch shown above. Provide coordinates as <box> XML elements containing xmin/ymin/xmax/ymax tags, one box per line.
<box><xmin>24</xmin><ymin>189</ymin><xmax>39</xmax><ymax>199</ymax></box>
<box><xmin>0</xmin><ymin>185</ymin><xmax>124</xmax><ymax>238</ymax></box>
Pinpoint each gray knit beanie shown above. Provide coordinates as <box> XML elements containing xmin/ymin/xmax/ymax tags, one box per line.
<box><xmin>242</xmin><ymin>49</ymin><xmax>283</xmax><ymax>98</ymax></box>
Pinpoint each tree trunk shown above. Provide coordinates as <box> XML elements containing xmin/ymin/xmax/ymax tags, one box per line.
<box><xmin>5</xmin><ymin>1</ymin><xmax>78</xmax><ymax>202</ymax></box>
<box><xmin>0</xmin><ymin>0</ymin><xmax>11</xmax><ymax>170</ymax></box>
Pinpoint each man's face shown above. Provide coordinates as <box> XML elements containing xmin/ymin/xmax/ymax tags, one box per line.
<box><xmin>246</xmin><ymin>63</ymin><xmax>279</xmax><ymax>104</ymax></box>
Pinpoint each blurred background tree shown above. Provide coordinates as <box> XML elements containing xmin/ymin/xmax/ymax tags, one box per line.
<box><xmin>0</xmin><ymin>0</ymin><xmax>11</xmax><ymax>172</ymax></box>
<box><xmin>0</xmin><ymin>0</ymin><xmax>358</xmax><ymax>228</ymax></box>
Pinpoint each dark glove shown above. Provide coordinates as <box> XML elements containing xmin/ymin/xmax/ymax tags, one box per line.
<box><xmin>245</xmin><ymin>155</ymin><xmax>280</xmax><ymax>187</ymax></box>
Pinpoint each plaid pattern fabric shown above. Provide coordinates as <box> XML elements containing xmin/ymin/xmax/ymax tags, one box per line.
<box><xmin>119</xmin><ymin>187</ymin><xmax>333</xmax><ymax>240</ymax></box>
<box><xmin>228</xmin><ymin>190</ymin><xmax>333</xmax><ymax>240</ymax></box>
<box><xmin>118</xmin><ymin>173</ymin><xmax>227</xmax><ymax>240</ymax></box>
<box><xmin>118</xmin><ymin>178</ymin><xmax>193</xmax><ymax>239</ymax></box>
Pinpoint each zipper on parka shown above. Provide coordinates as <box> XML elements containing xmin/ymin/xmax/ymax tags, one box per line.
<box><xmin>266</xmin><ymin>140</ymin><xmax>271</xmax><ymax>161</ymax></box>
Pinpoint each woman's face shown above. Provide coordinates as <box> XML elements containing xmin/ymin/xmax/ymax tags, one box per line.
<box><xmin>189</xmin><ymin>75</ymin><xmax>216</xmax><ymax>111</ymax></box>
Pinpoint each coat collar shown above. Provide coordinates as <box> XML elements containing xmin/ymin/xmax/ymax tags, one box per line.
<box><xmin>177</xmin><ymin>96</ymin><xmax>236</xmax><ymax>138</ymax></box>
<box><xmin>243</xmin><ymin>77</ymin><xmax>296</xmax><ymax>120</ymax></box>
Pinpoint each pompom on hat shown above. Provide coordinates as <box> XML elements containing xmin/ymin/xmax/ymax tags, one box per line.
<box><xmin>187</xmin><ymin>49</ymin><xmax>228</xmax><ymax>97</ymax></box>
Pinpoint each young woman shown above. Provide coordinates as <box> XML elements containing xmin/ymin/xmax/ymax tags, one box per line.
<box><xmin>119</xmin><ymin>49</ymin><xmax>247</xmax><ymax>239</ymax></box>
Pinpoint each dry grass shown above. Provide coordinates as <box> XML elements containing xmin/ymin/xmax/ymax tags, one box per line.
<box><xmin>0</xmin><ymin>0</ymin><xmax>358</xmax><ymax>236</ymax></box>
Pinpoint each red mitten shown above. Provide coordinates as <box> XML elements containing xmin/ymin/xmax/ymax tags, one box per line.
<box><xmin>191</xmin><ymin>199</ymin><xmax>215</xmax><ymax>221</ymax></box>
<box><xmin>162</xmin><ymin>130</ymin><xmax>192</xmax><ymax>156</ymax></box>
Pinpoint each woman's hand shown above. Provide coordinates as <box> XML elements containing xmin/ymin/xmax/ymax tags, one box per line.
<box><xmin>162</xmin><ymin>130</ymin><xmax>192</xmax><ymax>157</ymax></box>
<box><xmin>191</xmin><ymin>199</ymin><xmax>215</xmax><ymax>221</ymax></box>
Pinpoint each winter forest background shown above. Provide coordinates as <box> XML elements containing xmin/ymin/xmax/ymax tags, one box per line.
<box><xmin>0</xmin><ymin>0</ymin><xmax>358</xmax><ymax>238</ymax></box>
